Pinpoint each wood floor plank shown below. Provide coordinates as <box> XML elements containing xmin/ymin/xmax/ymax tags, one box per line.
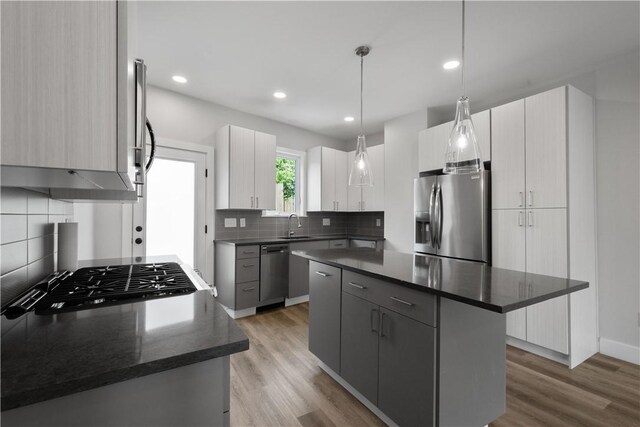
<box><xmin>229</xmin><ymin>303</ymin><xmax>640</xmax><ymax>427</ymax></box>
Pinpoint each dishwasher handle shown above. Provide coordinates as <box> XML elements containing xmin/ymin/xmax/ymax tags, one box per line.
<box><xmin>261</xmin><ymin>245</ymin><xmax>290</xmax><ymax>254</ymax></box>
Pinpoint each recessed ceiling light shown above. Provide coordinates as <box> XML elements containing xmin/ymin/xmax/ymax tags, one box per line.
<box><xmin>172</xmin><ymin>75</ymin><xmax>187</xmax><ymax>83</ymax></box>
<box><xmin>273</xmin><ymin>91</ymin><xmax>287</xmax><ymax>99</ymax></box>
<box><xmin>443</xmin><ymin>60</ymin><xmax>460</xmax><ymax>70</ymax></box>
<box><xmin>344</xmin><ymin>116</ymin><xmax>355</xmax><ymax>122</ymax></box>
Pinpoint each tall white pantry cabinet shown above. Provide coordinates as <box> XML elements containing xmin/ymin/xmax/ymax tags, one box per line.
<box><xmin>491</xmin><ymin>85</ymin><xmax>597</xmax><ymax>368</ymax></box>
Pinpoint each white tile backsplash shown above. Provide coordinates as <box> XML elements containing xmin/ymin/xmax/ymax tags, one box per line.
<box><xmin>1</xmin><ymin>215</ymin><xmax>27</xmax><ymax>244</ymax></box>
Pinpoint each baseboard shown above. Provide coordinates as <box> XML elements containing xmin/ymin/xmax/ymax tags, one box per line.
<box><xmin>220</xmin><ymin>305</ymin><xmax>256</xmax><ymax>319</ymax></box>
<box><xmin>506</xmin><ymin>336</ymin><xmax>570</xmax><ymax>366</ymax></box>
<box><xmin>599</xmin><ymin>338</ymin><xmax>640</xmax><ymax>365</ymax></box>
<box><xmin>317</xmin><ymin>361</ymin><xmax>397</xmax><ymax>427</ymax></box>
<box><xmin>285</xmin><ymin>295</ymin><xmax>309</xmax><ymax>307</ymax></box>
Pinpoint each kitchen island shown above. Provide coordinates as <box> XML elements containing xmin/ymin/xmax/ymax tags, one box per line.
<box><xmin>292</xmin><ymin>248</ymin><xmax>588</xmax><ymax>427</ymax></box>
<box><xmin>1</xmin><ymin>256</ymin><xmax>249</xmax><ymax>427</ymax></box>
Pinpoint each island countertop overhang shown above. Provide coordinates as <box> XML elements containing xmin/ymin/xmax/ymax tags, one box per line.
<box><xmin>292</xmin><ymin>248</ymin><xmax>588</xmax><ymax>313</ymax></box>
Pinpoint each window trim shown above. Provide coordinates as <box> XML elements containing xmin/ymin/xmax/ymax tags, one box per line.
<box><xmin>263</xmin><ymin>147</ymin><xmax>306</xmax><ymax>217</ymax></box>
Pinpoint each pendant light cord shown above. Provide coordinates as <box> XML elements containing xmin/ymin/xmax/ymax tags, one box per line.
<box><xmin>461</xmin><ymin>0</ymin><xmax>466</xmax><ymax>96</ymax></box>
<box><xmin>360</xmin><ymin>53</ymin><xmax>364</xmax><ymax>135</ymax></box>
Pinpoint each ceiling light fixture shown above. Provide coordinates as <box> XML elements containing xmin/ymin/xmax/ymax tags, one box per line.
<box><xmin>273</xmin><ymin>91</ymin><xmax>287</xmax><ymax>99</ymax></box>
<box><xmin>344</xmin><ymin>116</ymin><xmax>355</xmax><ymax>122</ymax></box>
<box><xmin>172</xmin><ymin>75</ymin><xmax>187</xmax><ymax>84</ymax></box>
<box><xmin>348</xmin><ymin>46</ymin><xmax>373</xmax><ymax>187</ymax></box>
<box><xmin>443</xmin><ymin>0</ymin><xmax>483</xmax><ymax>174</ymax></box>
<box><xmin>443</xmin><ymin>60</ymin><xmax>460</xmax><ymax>70</ymax></box>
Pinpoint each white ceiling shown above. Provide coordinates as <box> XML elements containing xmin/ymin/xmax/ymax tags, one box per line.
<box><xmin>137</xmin><ymin>1</ymin><xmax>639</xmax><ymax>140</ymax></box>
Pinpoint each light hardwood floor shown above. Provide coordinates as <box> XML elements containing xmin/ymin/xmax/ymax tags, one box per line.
<box><xmin>230</xmin><ymin>303</ymin><xmax>640</xmax><ymax>427</ymax></box>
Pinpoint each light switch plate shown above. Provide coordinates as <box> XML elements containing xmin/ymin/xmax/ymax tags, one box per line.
<box><xmin>322</xmin><ymin>218</ymin><xmax>330</xmax><ymax>226</ymax></box>
<box><xmin>240</xmin><ymin>218</ymin><xmax>246</xmax><ymax>228</ymax></box>
<box><xmin>376</xmin><ymin>218</ymin><xmax>381</xmax><ymax>227</ymax></box>
<box><xmin>224</xmin><ymin>218</ymin><xmax>237</xmax><ymax>228</ymax></box>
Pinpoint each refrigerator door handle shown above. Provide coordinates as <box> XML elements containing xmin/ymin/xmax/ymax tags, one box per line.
<box><xmin>434</xmin><ymin>184</ymin><xmax>442</xmax><ymax>249</ymax></box>
<box><xmin>429</xmin><ymin>183</ymin><xmax>437</xmax><ymax>249</ymax></box>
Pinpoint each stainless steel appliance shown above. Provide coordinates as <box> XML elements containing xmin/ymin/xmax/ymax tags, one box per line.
<box><xmin>260</xmin><ymin>244</ymin><xmax>290</xmax><ymax>301</ymax></box>
<box><xmin>414</xmin><ymin>171</ymin><xmax>490</xmax><ymax>263</ymax></box>
<box><xmin>2</xmin><ymin>262</ymin><xmax>202</xmax><ymax>318</ymax></box>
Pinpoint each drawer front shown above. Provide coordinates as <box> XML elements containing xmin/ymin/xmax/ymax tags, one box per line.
<box><xmin>329</xmin><ymin>239</ymin><xmax>348</xmax><ymax>249</ymax></box>
<box><xmin>342</xmin><ymin>270</ymin><xmax>437</xmax><ymax>327</ymax></box>
<box><xmin>236</xmin><ymin>245</ymin><xmax>260</xmax><ymax>259</ymax></box>
<box><xmin>236</xmin><ymin>281</ymin><xmax>259</xmax><ymax>310</ymax></box>
<box><xmin>236</xmin><ymin>258</ymin><xmax>259</xmax><ymax>283</ymax></box>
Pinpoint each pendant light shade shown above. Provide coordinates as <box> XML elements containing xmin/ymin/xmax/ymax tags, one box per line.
<box><xmin>443</xmin><ymin>0</ymin><xmax>483</xmax><ymax>174</ymax></box>
<box><xmin>443</xmin><ymin>96</ymin><xmax>483</xmax><ymax>174</ymax></box>
<box><xmin>349</xmin><ymin>46</ymin><xmax>373</xmax><ymax>187</ymax></box>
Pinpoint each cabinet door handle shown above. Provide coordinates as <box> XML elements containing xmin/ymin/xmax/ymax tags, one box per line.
<box><xmin>528</xmin><ymin>211</ymin><xmax>534</xmax><ymax>227</ymax></box>
<box><xmin>518</xmin><ymin>211</ymin><xmax>524</xmax><ymax>227</ymax></box>
<box><xmin>380</xmin><ymin>312</ymin><xmax>386</xmax><ymax>338</ymax></box>
<box><xmin>242</xmin><ymin>264</ymin><xmax>254</xmax><ymax>268</ymax></box>
<box><xmin>256</xmin><ymin>196</ymin><xmax>259</xmax><ymax>208</ymax></box>
<box><xmin>390</xmin><ymin>296</ymin><xmax>414</xmax><ymax>307</ymax></box>
<box><xmin>528</xmin><ymin>190</ymin><xmax>533</xmax><ymax>207</ymax></box>
<box><xmin>314</xmin><ymin>271</ymin><xmax>330</xmax><ymax>277</ymax></box>
<box><xmin>370</xmin><ymin>308</ymin><xmax>378</xmax><ymax>333</ymax></box>
<box><xmin>242</xmin><ymin>287</ymin><xmax>256</xmax><ymax>292</ymax></box>
<box><xmin>242</xmin><ymin>250</ymin><xmax>254</xmax><ymax>255</ymax></box>
<box><xmin>337</xmin><ymin>201</ymin><xmax>339</xmax><ymax>210</ymax></box>
<box><xmin>519</xmin><ymin>192</ymin><xmax>524</xmax><ymax>207</ymax></box>
<box><xmin>348</xmin><ymin>282</ymin><xmax>366</xmax><ymax>290</ymax></box>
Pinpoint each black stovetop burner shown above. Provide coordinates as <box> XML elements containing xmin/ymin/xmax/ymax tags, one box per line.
<box><xmin>3</xmin><ymin>263</ymin><xmax>198</xmax><ymax>318</ymax></box>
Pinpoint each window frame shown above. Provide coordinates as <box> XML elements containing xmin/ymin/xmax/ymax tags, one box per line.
<box><xmin>263</xmin><ymin>147</ymin><xmax>306</xmax><ymax>217</ymax></box>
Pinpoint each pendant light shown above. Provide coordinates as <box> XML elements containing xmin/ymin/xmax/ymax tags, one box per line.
<box><xmin>348</xmin><ymin>46</ymin><xmax>373</xmax><ymax>187</ymax></box>
<box><xmin>443</xmin><ymin>0</ymin><xmax>484</xmax><ymax>174</ymax></box>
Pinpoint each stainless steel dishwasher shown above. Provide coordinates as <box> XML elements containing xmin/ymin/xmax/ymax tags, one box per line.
<box><xmin>260</xmin><ymin>244</ymin><xmax>290</xmax><ymax>301</ymax></box>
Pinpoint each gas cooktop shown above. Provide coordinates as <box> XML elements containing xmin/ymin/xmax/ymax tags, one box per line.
<box><xmin>3</xmin><ymin>262</ymin><xmax>198</xmax><ymax>318</ymax></box>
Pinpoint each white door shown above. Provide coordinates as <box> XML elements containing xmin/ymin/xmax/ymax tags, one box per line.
<box><xmin>132</xmin><ymin>146</ymin><xmax>207</xmax><ymax>275</ymax></box>
<box><xmin>492</xmin><ymin>209</ymin><xmax>527</xmax><ymax>340</ymax></box>
<box><xmin>491</xmin><ymin>100</ymin><xmax>525</xmax><ymax>209</ymax></box>
<box><xmin>254</xmin><ymin>131</ymin><xmax>276</xmax><ymax>210</ymax></box>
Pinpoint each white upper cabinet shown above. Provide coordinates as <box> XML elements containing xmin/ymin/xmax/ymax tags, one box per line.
<box><xmin>525</xmin><ymin>87</ymin><xmax>567</xmax><ymax>208</ymax></box>
<box><xmin>216</xmin><ymin>125</ymin><xmax>276</xmax><ymax>210</ymax></box>
<box><xmin>307</xmin><ymin>146</ymin><xmax>348</xmax><ymax>211</ymax></box>
<box><xmin>491</xmin><ymin>100</ymin><xmax>526</xmax><ymax>209</ymax></box>
<box><xmin>418</xmin><ymin>111</ymin><xmax>490</xmax><ymax>173</ymax></box>
<box><xmin>1</xmin><ymin>2</ymin><xmax>142</xmax><ymax>197</ymax></box>
<box><xmin>254</xmin><ymin>131</ymin><xmax>276</xmax><ymax>210</ymax></box>
<box><xmin>348</xmin><ymin>144</ymin><xmax>385</xmax><ymax>211</ymax></box>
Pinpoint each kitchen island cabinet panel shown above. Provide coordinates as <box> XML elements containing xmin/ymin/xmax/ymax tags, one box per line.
<box><xmin>308</xmin><ymin>261</ymin><xmax>341</xmax><ymax>373</ymax></box>
<box><xmin>378</xmin><ymin>307</ymin><xmax>436</xmax><ymax>427</ymax></box>
<box><xmin>288</xmin><ymin>240</ymin><xmax>330</xmax><ymax>299</ymax></box>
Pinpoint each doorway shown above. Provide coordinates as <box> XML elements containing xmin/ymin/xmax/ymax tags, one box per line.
<box><xmin>131</xmin><ymin>144</ymin><xmax>208</xmax><ymax>278</ymax></box>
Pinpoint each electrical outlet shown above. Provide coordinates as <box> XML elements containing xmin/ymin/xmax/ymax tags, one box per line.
<box><xmin>323</xmin><ymin>218</ymin><xmax>331</xmax><ymax>226</ymax></box>
<box><xmin>376</xmin><ymin>218</ymin><xmax>381</xmax><ymax>227</ymax></box>
<box><xmin>240</xmin><ymin>218</ymin><xmax>246</xmax><ymax>228</ymax></box>
<box><xmin>224</xmin><ymin>218</ymin><xmax>237</xmax><ymax>228</ymax></box>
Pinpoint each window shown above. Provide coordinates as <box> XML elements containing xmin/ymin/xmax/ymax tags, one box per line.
<box><xmin>264</xmin><ymin>148</ymin><xmax>304</xmax><ymax>216</ymax></box>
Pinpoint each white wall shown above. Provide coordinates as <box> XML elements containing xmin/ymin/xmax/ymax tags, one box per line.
<box><xmin>147</xmin><ymin>86</ymin><xmax>347</xmax><ymax>151</ymax></box>
<box><xmin>383</xmin><ymin>111</ymin><xmax>427</xmax><ymax>253</ymax></box>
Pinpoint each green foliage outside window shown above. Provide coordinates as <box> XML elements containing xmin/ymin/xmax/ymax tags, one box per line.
<box><xmin>276</xmin><ymin>157</ymin><xmax>296</xmax><ymax>201</ymax></box>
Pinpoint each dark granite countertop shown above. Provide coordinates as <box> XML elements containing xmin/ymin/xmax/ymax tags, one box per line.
<box><xmin>292</xmin><ymin>248</ymin><xmax>588</xmax><ymax>314</ymax></box>
<box><xmin>215</xmin><ymin>234</ymin><xmax>385</xmax><ymax>246</ymax></box>
<box><xmin>1</xmin><ymin>256</ymin><xmax>249</xmax><ymax>411</ymax></box>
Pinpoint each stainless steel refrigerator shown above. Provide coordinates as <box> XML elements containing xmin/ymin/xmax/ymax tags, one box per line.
<box><xmin>414</xmin><ymin>171</ymin><xmax>490</xmax><ymax>263</ymax></box>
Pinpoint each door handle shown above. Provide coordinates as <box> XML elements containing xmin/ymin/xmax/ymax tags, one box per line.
<box><xmin>429</xmin><ymin>183</ymin><xmax>436</xmax><ymax>249</ymax></box>
<box><xmin>370</xmin><ymin>308</ymin><xmax>378</xmax><ymax>333</ymax></box>
<box><xmin>518</xmin><ymin>211</ymin><xmax>524</xmax><ymax>227</ymax></box>
<box><xmin>528</xmin><ymin>190</ymin><xmax>533</xmax><ymax>207</ymax></box>
<box><xmin>256</xmin><ymin>197</ymin><xmax>259</xmax><ymax>208</ymax></box>
<box><xmin>434</xmin><ymin>185</ymin><xmax>442</xmax><ymax>249</ymax></box>
<box><xmin>242</xmin><ymin>287</ymin><xmax>256</xmax><ymax>292</ymax></box>
<box><xmin>314</xmin><ymin>271</ymin><xmax>330</xmax><ymax>277</ymax></box>
<box><xmin>390</xmin><ymin>296</ymin><xmax>414</xmax><ymax>307</ymax></box>
<box><xmin>348</xmin><ymin>282</ymin><xmax>366</xmax><ymax>290</ymax></box>
<box><xmin>528</xmin><ymin>211</ymin><xmax>534</xmax><ymax>227</ymax></box>
<box><xmin>519</xmin><ymin>192</ymin><xmax>524</xmax><ymax>207</ymax></box>
<box><xmin>242</xmin><ymin>264</ymin><xmax>254</xmax><ymax>268</ymax></box>
<box><xmin>380</xmin><ymin>312</ymin><xmax>386</xmax><ymax>338</ymax></box>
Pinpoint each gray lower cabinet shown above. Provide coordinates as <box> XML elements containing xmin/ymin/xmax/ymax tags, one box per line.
<box><xmin>378</xmin><ymin>307</ymin><xmax>436</xmax><ymax>427</ymax></box>
<box><xmin>340</xmin><ymin>292</ymin><xmax>379</xmax><ymax>405</ymax></box>
<box><xmin>308</xmin><ymin>261</ymin><xmax>341</xmax><ymax>373</ymax></box>
<box><xmin>289</xmin><ymin>240</ymin><xmax>330</xmax><ymax>298</ymax></box>
<box><xmin>214</xmin><ymin>243</ymin><xmax>260</xmax><ymax>310</ymax></box>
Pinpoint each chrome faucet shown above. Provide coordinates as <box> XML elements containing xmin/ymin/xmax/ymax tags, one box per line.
<box><xmin>288</xmin><ymin>213</ymin><xmax>302</xmax><ymax>237</ymax></box>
